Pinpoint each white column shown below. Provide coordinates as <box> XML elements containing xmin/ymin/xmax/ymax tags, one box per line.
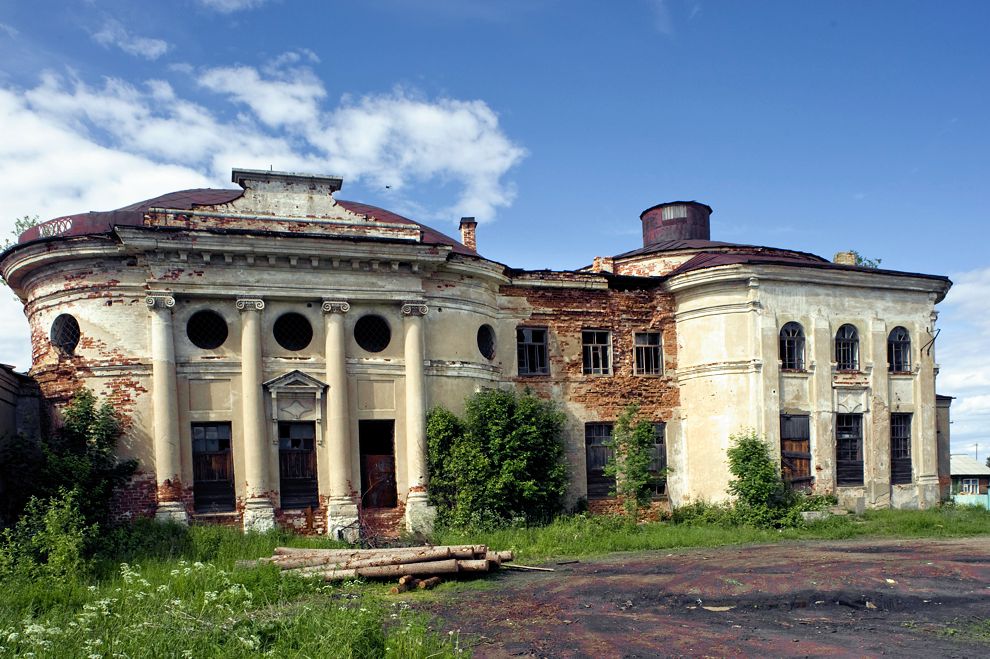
<box><xmin>401</xmin><ymin>301</ymin><xmax>435</xmax><ymax>534</ymax></box>
<box><xmin>237</xmin><ymin>297</ymin><xmax>274</xmax><ymax>532</ymax></box>
<box><xmin>322</xmin><ymin>299</ymin><xmax>359</xmax><ymax>541</ymax></box>
<box><xmin>146</xmin><ymin>293</ymin><xmax>187</xmax><ymax>524</ymax></box>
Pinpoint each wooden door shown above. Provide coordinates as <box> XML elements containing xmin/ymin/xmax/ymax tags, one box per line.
<box><xmin>780</xmin><ymin>415</ymin><xmax>812</xmax><ymax>491</ymax></box>
<box><xmin>362</xmin><ymin>454</ymin><xmax>397</xmax><ymax>508</ymax></box>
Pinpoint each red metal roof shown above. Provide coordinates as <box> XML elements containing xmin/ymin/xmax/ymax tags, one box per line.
<box><xmin>16</xmin><ymin>189</ymin><xmax>476</xmax><ymax>255</ymax></box>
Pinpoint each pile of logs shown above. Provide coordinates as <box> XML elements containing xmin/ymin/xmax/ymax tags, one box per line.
<box><xmin>239</xmin><ymin>544</ymin><xmax>515</xmax><ymax>587</ymax></box>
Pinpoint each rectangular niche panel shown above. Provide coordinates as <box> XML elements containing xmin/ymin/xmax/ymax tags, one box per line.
<box><xmin>189</xmin><ymin>379</ymin><xmax>231</xmax><ymax>411</ymax></box>
<box><xmin>357</xmin><ymin>379</ymin><xmax>395</xmax><ymax>411</ymax></box>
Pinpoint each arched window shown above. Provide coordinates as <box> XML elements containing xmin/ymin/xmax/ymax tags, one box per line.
<box><xmin>835</xmin><ymin>324</ymin><xmax>859</xmax><ymax>371</ymax></box>
<box><xmin>888</xmin><ymin>326</ymin><xmax>911</xmax><ymax>373</ymax></box>
<box><xmin>779</xmin><ymin>322</ymin><xmax>805</xmax><ymax>370</ymax></box>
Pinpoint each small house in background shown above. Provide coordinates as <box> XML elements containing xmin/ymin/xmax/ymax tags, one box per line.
<box><xmin>949</xmin><ymin>454</ymin><xmax>990</xmax><ymax>508</ymax></box>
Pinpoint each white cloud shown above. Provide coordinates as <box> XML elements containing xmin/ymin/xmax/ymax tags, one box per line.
<box><xmin>650</xmin><ymin>0</ymin><xmax>674</xmax><ymax>35</ymax></box>
<box><xmin>92</xmin><ymin>20</ymin><xmax>171</xmax><ymax>61</ymax></box>
<box><xmin>936</xmin><ymin>266</ymin><xmax>990</xmax><ymax>456</ymax></box>
<box><xmin>0</xmin><ymin>22</ymin><xmax>18</xmax><ymax>38</ymax></box>
<box><xmin>198</xmin><ymin>0</ymin><xmax>270</xmax><ymax>13</ymax></box>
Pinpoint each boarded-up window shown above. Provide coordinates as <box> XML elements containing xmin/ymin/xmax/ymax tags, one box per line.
<box><xmin>278</xmin><ymin>421</ymin><xmax>318</xmax><ymax>510</ymax></box>
<box><xmin>585</xmin><ymin>423</ymin><xmax>614</xmax><ymax>500</ymax></box>
<box><xmin>836</xmin><ymin>413</ymin><xmax>864</xmax><ymax>486</ymax></box>
<box><xmin>780</xmin><ymin>414</ymin><xmax>812</xmax><ymax>490</ymax></box>
<box><xmin>192</xmin><ymin>422</ymin><xmax>235</xmax><ymax>513</ymax></box>
<box><xmin>890</xmin><ymin>413</ymin><xmax>912</xmax><ymax>485</ymax></box>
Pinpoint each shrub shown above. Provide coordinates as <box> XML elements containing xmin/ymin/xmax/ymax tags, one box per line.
<box><xmin>427</xmin><ymin>388</ymin><xmax>568</xmax><ymax>529</ymax></box>
<box><xmin>726</xmin><ymin>429</ymin><xmax>794</xmax><ymax>527</ymax></box>
<box><xmin>604</xmin><ymin>404</ymin><xmax>661</xmax><ymax>519</ymax></box>
<box><xmin>0</xmin><ymin>489</ymin><xmax>94</xmax><ymax>582</ymax></box>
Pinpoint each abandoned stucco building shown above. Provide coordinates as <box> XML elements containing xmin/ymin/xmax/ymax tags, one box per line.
<box><xmin>0</xmin><ymin>169</ymin><xmax>952</xmax><ymax>537</ymax></box>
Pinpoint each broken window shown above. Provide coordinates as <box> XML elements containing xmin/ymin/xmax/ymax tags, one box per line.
<box><xmin>888</xmin><ymin>326</ymin><xmax>911</xmax><ymax>373</ymax></box>
<box><xmin>585</xmin><ymin>422</ymin><xmax>615</xmax><ymax>500</ymax></box>
<box><xmin>890</xmin><ymin>413</ymin><xmax>912</xmax><ymax>485</ymax></box>
<box><xmin>835</xmin><ymin>413</ymin><xmax>864</xmax><ymax>486</ymax></box>
<box><xmin>780</xmin><ymin>414</ymin><xmax>813</xmax><ymax>490</ymax></box>
<box><xmin>516</xmin><ymin>327</ymin><xmax>549</xmax><ymax>375</ymax></box>
<box><xmin>582</xmin><ymin>330</ymin><xmax>612</xmax><ymax>375</ymax></box>
<box><xmin>355</xmin><ymin>314</ymin><xmax>392</xmax><ymax>353</ymax></box>
<box><xmin>191</xmin><ymin>422</ymin><xmax>235</xmax><ymax>513</ymax></box>
<box><xmin>477</xmin><ymin>324</ymin><xmax>496</xmax><ymax>360</ymax></box>
<box><xmin>50</xmin><ymin>314</ymin><xmax>80</xmax><ymax>355</ymax></box>
<box><xmin>835</xmin><ymin>324</ymin><xmax>859</xmax><ymax>371</ymax></box>
<box><xmin>648</xmin><ymin>422</ymin><xmax>668</xmax><ymax>497</ymax></box>
<box><xmin>779</xmin><ymin>322</ymin><xmax>805</xmax><ymax>370</ymax></box>
<box><xmin>634</xmin><ymin>332</ymin><xmax>663</xmax><ymax>375</ymax></box>
<box><xmin>278</xmin><ymin>421</ymin><xmax>318</xmax><ymax>509</ymax></box>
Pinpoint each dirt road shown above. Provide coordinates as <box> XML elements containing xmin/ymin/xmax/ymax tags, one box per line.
<box><xmin>425</xmin><ymin>537</ymin><xmax>990</xmax><ymax>657</ymax></box>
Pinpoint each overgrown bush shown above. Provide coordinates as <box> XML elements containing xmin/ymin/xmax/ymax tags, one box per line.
<box><xmin>604</xmin><ymin>404</ymin><xmax>662</xmax><ymax>519</ymax></box>
<box><xmin>0</xmin><ymin>489</ymin><xmax>94</xmax><ymax>581</ymax></box>
<box><xmin>427</xmin><ymin>388</ymin><xmax>568</xmax><ymax>529</ymax></box>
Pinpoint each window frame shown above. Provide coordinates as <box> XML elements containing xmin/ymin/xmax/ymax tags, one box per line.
<box><xmin>834</xmin><ymin>324</ymin><xmax>859</xmax><ymax>371</ymax></box>
<box><xmin>890</xmin><ymin>412</ymin><xmax>912</xmax><ymax>485</ymax></box>
<box><xmin>634</xmin><ymin>331</ymin><xmax>663</xmax><ymax>376</ymax></box>
<box><xmin>516</xmin><ymin>326</ymin><xmax>550</xmax><ymax>376</ymax></box>
<box><xmin>584</xmin><ymin>422</ymin><xmax>615</xmax><ymax>500</ymax></box>
<box><xmin>191</xmin><ymin>421</ymin><xmax>235</xmax><ymax>513</ymax></box>
<box><xmin>835</xmin><ymin>413</ymin><xmax>864</xmax><ymax>486</ymax></box>
<box><xmin>581</xmin><ymin>329</ymin><xmax>612</xmax><ymax>376</ymax></box>
<box><xmin>648</xmin><ymin>422</ymin><xmax>668</xmax><ymax>497</ymax></box>
<box><xmin>779</xmin><ymin>322</ymin><xmax>806</xmax><ymax>371</ymax></box>
<box><xmin>961</xmin><ymin>478</ymin><xmax>979</xmax><ymax>495</ymax></box>
<box><xmin>888</xmin><ymin>326</ymin><xmax>912</xmax><ymax>374</ymax></box>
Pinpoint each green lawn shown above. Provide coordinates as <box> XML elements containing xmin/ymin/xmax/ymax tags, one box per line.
<box><xmin>2</xmin><ymin>506</ymin><xmax>988</xmax><ymax>657</ymax></box>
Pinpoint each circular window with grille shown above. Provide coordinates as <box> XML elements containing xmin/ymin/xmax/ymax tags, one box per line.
<box><xmin>50</xmin><ymin>314</ymin><xmax>80</xmax><ymax>354</ymax></box>
<box><xmin>273</xmin><ymin>312</ymin><xmax>313</xmax><ymax>351</ymax></box>
<box><xmin>354</xmin><ymin>315</ymin><xmax>391</xmax><ymax>353</ymax></box>
<box><xmin>477</xmin><ymin>324</ymin><xmax>496</xmax><ymax>360</ymax></box>
<box><xmin>186</xmin><ymin>310</ymin><xmax>228</xmax><ymax>350</ymax></box>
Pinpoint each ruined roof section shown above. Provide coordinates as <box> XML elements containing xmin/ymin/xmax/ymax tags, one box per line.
<box><xmin>16</xmin><ymin>188</ymin><xmax>477</xmax><ymax>256</ymax></box>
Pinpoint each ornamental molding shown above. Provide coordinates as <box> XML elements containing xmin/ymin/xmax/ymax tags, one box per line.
<box><xmin>235</xmin><ymin>298</ymin><xmax>265</xmax><ymax>311</ymax></box>
<box><xmin>145</xmin><ymin>292</ymin><xmax>175</xmax><ymax>310</ymax></box>
<box><xmin>401</xmin><ymin>301</ymin><xmax>429</xmax><ymax>316</ymax></box>
<box><xmin>321</xmin><ymin>299</ymin><xmax>351</xmax><ymax>314</ymax></box>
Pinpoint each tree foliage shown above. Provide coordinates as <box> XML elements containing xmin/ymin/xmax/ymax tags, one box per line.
<box><xmin>850</xmin><ymin>250</ymin><xmax>882</xmax><ymax>269</ymax></box>
<box><xmin>726</xmin><ymin>429</ymin><xmax>794</xmax><ymax>527</ymax></box>
<box><xmin>604</xmin><ymin>404</ymin><xmax>661</xmax><ymax>518</ymax></box>
<box><xmin>426</xmin><ymin>388</ymin><xmax>568</xmax><ymax>529</ymax></box>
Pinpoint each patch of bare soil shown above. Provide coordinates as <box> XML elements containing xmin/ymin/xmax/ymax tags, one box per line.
<box><xmin>423</xmin><ymin>537</ymin><xmax>990</xmax><ymax>657</ymax></box>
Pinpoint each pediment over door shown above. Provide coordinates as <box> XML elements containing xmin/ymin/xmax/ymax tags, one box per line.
<box><xmin>263</xmin><ymin>370</ymin><xmax>328</xmax><ymax>444</ymax></box>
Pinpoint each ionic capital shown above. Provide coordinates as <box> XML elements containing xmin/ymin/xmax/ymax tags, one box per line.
<box><xmin>322</xmin><ymin>299</ymin><xmax>351</xmax><ymax>314</ymax></box>
<box><xmin>401</xmin><ymin>301</ymin><xmax>429</xmax><ymax>317</ymax></box>
<box><xmin>235</xmin><ymin>298</ymin><xmax>265</xmax><ymax>311</ymax></box>
<box><xmin>145</xmin><ymin>292</ymin><xmax>176</xmax><ymax>310</ymax></box>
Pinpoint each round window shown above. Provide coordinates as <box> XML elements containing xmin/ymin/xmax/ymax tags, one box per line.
<box><xmin>186</xmin><ymin>310</ymin><xmax>228</xmax><ymax>349</ymax></box>
<box><xmin>477</xmin><ymin>324</ymin><xmax>496</xmax><ymax>360</ymax></box>
<box><xmin>50</xmin><ymin>314</ymin><xmax>80</xmax><ymax>354</ymax></box>
<box><xmin>273</xmin><ymin>312</ymin><xmax>313</xmax><ymax>351</ymax></box>
<box><xmin>354</xmin><ymin>315</ymin><xmax>391</xmax><ymax>353</ymax></box>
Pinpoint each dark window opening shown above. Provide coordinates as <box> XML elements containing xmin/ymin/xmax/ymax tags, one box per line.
<box><xmin>780</xmin><ymin>414</ymin><xmax>813</xmax><ymax>491</ymax></box>
<box><xmin>585</xmin><ymin>422</ymin><xmax>614</xmax><ymax>500</ymax></box>
<box><xmin>517</xmin><ymin>327</ymin><xmax>549</xmax><ymax>376</ymax></box>
<box><xmin>186</xmin><ymin>309</ymin><xmax>228</xmax><ymax>349</ymax></box>
<box><xmin>273</xmin><ymin>312</ymin><xmax>313</xmax><ymax>351</ymax></box>
<box><xmin>582</xmin><ymin>330</ymin><xmax>612</xmax><ymax>375</ymax></box>
<box><xmin>359</xmin><ymin>420</ymin><xmax>397</xmax><ymax>509</ymax></box>
<box><xmin>779</xmin><ymin>322</ymin><xmax>805</xmax><ymax>370</ymax></box>
<box><xmin>355</xmin><ymin>315</ymin><xmax>391</xmax><ymax>353</ymax></box>
<box><xmin>891</xmin><ymin>413</ymin><xmax>912</xmax><ymax>485</ymax></box>
<box><xmin>477</xmin><ymin>324</ymin><xmax>496</xmax><ymax>360</ymax></box>
<box><xmin>635</xmin><ymin>332</ymin><xmax>663</xmax><ymax>375</ymax></box>
<box><xmin>888</xmin><ymin>326</ymin><xmax>911</xmax><ymax>373</ymax></box>
<box><xmin>192</xmin><ymin>422</ymin><xmax>235</xmax><ymax>513</ymax></box>
<box><xmin>836</xmin><ymin>413</ymin><xmax>864</xmax><ymax>486</ymax></box>
<box><xmin>278</xmin><ymin>421</ymin><xmax>318</xmax><ymax>509</ymax></box>
<box><xmin>51</xmin><ymin>314</ymin><xmax>81</xmax><ymax>354</ymax></box>
<box><xmin>649</xmin><ymin>422</ymin><xmax>668</xmax><ymax>497</ymax></box>
<box><xmin>835</xmin><ymin>324</ymin><xmax>859</xmax><ymax>371</ymax></box>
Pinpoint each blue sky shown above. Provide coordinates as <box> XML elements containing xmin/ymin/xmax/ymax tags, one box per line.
<box><xmin>1</xmin><ymin>0</ymin><xmax>988</xmax><ymax>456</ymax></box>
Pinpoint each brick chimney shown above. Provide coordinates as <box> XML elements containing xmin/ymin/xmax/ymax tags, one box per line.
<box><xmin>833</xmin><ymin>251</ymin><xmax>858</xmax><ymax>266</ymax></box>
<box><xmin>459</xmin><ymin>217</ymin><xmax>477</xmax><ymax>251</ymax></box>
<box><xmin>591</xmin><ymin>256</ymin><xmax>615</xmax><ymax>273</ymax></box>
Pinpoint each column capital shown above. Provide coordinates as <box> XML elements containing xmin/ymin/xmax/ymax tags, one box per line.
<box><xmin>401</xmin><ymin>301</ymin><xmax>429</xmax><ymax>317</ymax></box>
<box><xmin>236</xmin><ymin>297</ymin><xmax>265</xmax><ymax>311</ymax></box>
<box><xmin>145</xmin><ymin>292</ymin><xmax>175</xmax><ymax>310</ymax></box>
<box><xmin>322</xmin><ymin>299</ymin><xmax>351</xmax><ymax>314</ymax></box>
